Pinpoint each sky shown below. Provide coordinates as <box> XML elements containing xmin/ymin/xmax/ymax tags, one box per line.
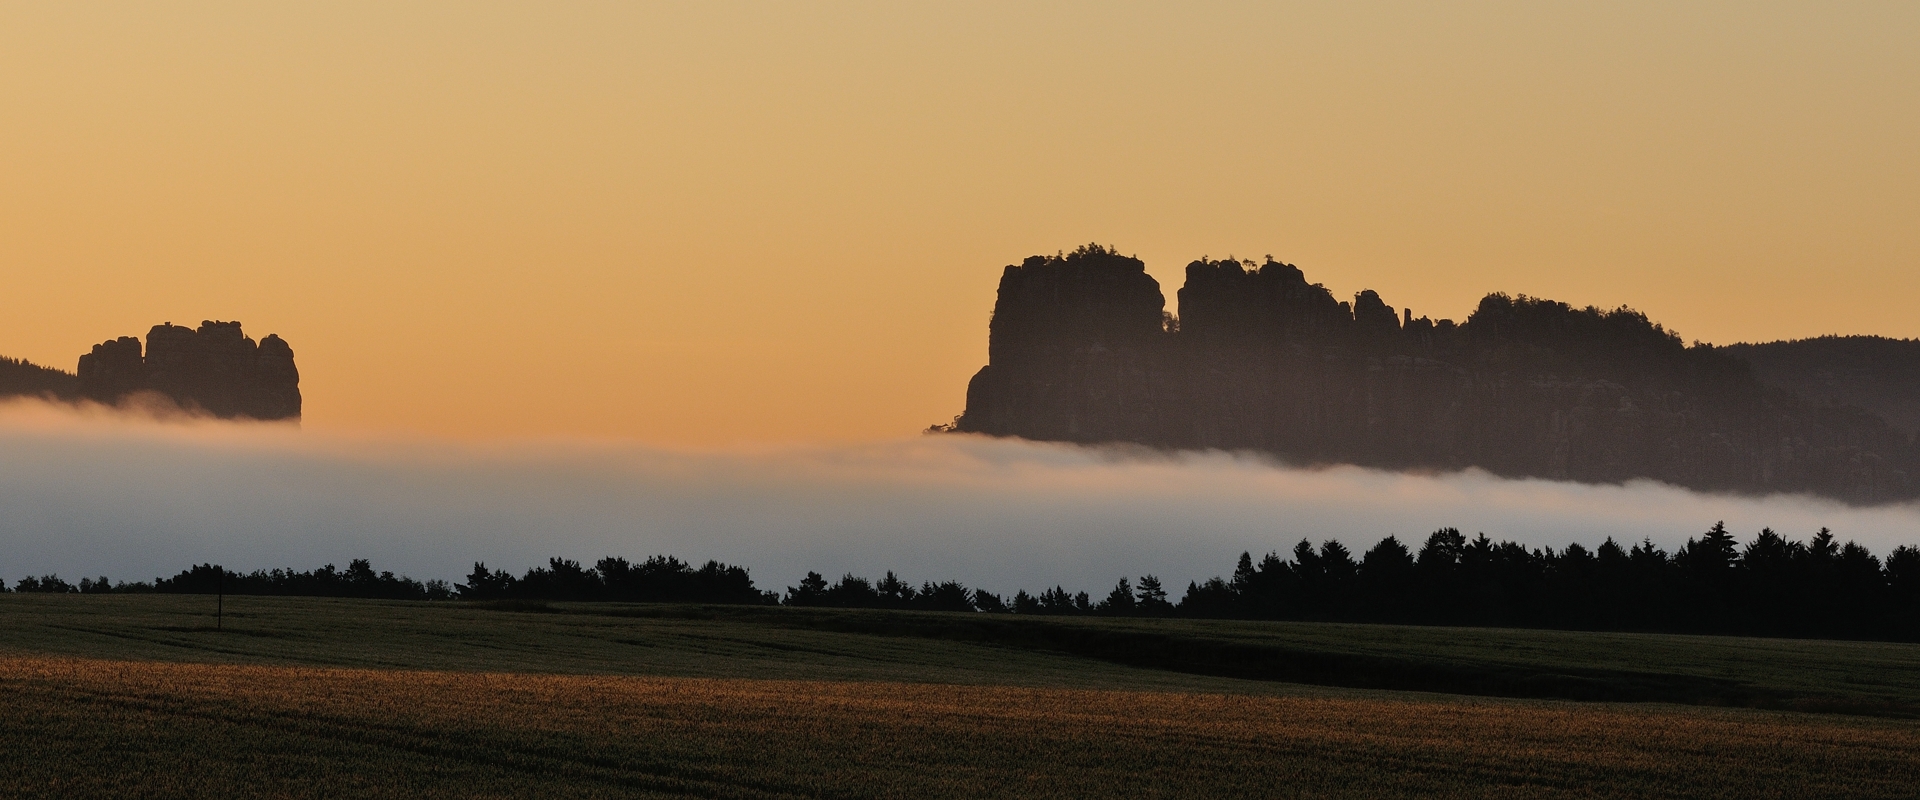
<box><xmin>4</xmin><ymin>2</ymin><xmax>1918</xmax><ymax>445</ymax></box>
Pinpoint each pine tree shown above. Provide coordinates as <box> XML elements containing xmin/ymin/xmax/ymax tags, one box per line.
<box><xmin>785</xmin><ymin>571</ymin><xmax>829</xmax><ymax>606</ymax></box>
<box><xmin>824</xmin><ymin>574</ymin><xmax>880</xmax><ymax>607</ymax></box>
<box><xmin>1231</xmin><ymin>552</ymin><xmax>1257</xmax><ymax>593</ymax></box>
<box><xmin>915</xmin><ymin>580</ymin><xmax>975</xmax><ymax>612</ymax></box>
<box><xmin>875</xmin><ymin>571</ymin><xmax>917</xmax><ymax>608</ymax></box>
<box><xmin>1100</xmin><ymin>577</ymin><xmax>1136</xmax><ymax>615</ymax></box>
<box><xmin>1038</xmin><ymin>586</ymin><xmax>1076</xmax><ymax>614</ymax></box>
<box><xmin>1682</xmin><ymin>521</ymin><xmax>1740</xmax><ymax>577</ymax></box>
<box><xmin>1359</xmin><ymin>536</ymin><xmax>1416</xmax><ymax>620</ymax></box>
<box><xmin>1136</xmin><ymin>575</ymin><xmax>1171</xmax><ymax>614</ymax></box>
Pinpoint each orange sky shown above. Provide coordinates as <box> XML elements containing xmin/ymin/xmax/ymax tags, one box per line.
<box><xmin>3</xmin><ymin>2</ymin><xmax>1916</xmax><ymax>444</ymax></box>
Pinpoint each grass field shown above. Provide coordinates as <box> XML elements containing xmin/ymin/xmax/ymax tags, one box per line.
<box><xmin>5</xmin><ymin>594</ymin><xmax>1920</xmax><ymax>797</ymax></box>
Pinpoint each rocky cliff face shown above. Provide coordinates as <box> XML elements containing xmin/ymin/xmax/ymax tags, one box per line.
<box><xmin>76</xmin><ymin>321</ymin><xmax>301</xmax><ymax>420</ymax></box>
<box><xmin>961</xmin><ymin>247</ymin><xmax>1168</xmax><ymax>441</ymax></box>
<box><xmin>956</xmin><ymin>246</ymin><xmax>1917</xmax><ymax>504</ymax></box>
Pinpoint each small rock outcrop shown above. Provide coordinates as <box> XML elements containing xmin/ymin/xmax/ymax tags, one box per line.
<box><xmin>76</xmin><ymin>321</ymin><xmax>301</xmax><ymax>420</ymax></box>
<box><xmin>956</xmin><ymin>245</ymin><xmax>1918</xmax><ymax>505</ymax></box>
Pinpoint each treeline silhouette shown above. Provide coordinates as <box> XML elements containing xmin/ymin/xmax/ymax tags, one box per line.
<box><xmin>7</xmin><ymin>560</ymin><xmax>461</xmax><ymax>600</ymax></box>
<box><xmin>457</xmin><ymin>557</ymin><xmax>775</xmax><ymax>604</ymax></box>
<box><xmin>0</xmin><ymin>355</ymin><xmax>77</xmax><ymax>400</ymax></box>
<box><xmin>156</xmin><ymin>560</ymin><xmax>458</xmax><ymax>600</ymax></box>
<box><xmin>5</xmin><ymin>556</ymin><xmax>773</xmax><ymax>605</ymax></box>
<box><xmin>785</xmin><ymin>571</ymin><xmax>996</xmax><ymax>612</ymax></box>
<box><xmin>10</xmin><ymin>523</ymin><xmax>1919</xmax><ymax>641</ymax></box>
<box><xmin>766</xmin><ymin>523</ymin><xmax>1920</xmax><ymax>640</ymax></box>
<box><xmin>1177</xmin><ymin>524</ymin><xmax>1920</xmax><ymax>640</ymax></box>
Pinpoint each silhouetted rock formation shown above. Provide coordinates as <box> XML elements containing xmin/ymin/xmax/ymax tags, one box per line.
<box><xmin>962</xmin><ymin>247</ymin><xmax>1169</xmax><ymax>439</ymax></box>
<box><xmin>76</xmin><ymin>337</ymin><xmax>144</xmax><ymax>401</ymax></box>
<box><xmin>956</xmin><ymin>245</ymin><xmax>1918</xmax><ymax>504</ymax></box>
<box><xmin>74</xmin><ymin>321</ymin><xmax>301</xmax><ymax>420</ymax></box>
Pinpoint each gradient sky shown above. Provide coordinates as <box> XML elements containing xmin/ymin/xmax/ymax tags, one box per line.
<box><xmin>4</xmin><ymin>2</ymin><xmax>1916</xmax><ymax>444</ymax></box>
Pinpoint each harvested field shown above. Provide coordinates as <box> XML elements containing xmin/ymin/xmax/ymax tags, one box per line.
<box><xmin>8</xmin><ymin>595</ymin><xmax>1920</xmax><ymax>797</ymax></box>
<box><xmin>11</xmin><ymin>595</ymin><xmax>1920</xmax><ymax>712</ymax></box>
<box><xmin>5</xmin><ymin>654</ymin><xmax>1920</xmax><ymax>799</ymax></box>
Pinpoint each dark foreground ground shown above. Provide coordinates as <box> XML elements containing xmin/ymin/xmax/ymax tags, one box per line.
<box><xmin>4</xmin><ymin>595</ymin><xmax>1919</xmax><ymax>798</ymax></box>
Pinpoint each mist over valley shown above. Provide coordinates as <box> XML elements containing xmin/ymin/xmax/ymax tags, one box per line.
<box><xmin>3</xmin><ymin>399</ymin><xmax>1915</xmax><ymax>598</ymax></box>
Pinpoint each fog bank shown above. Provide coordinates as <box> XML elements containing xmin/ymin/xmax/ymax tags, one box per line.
<box><xmin>2</xmin><ymin>401</ymin><xmax>1916</xmax><ymax>595</ymax></box>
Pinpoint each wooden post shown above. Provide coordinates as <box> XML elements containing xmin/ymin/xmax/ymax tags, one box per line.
<box><xmin>217</xmin><ymin>567</ymin><xmax>223</xmax><ymax>631</ymax></box>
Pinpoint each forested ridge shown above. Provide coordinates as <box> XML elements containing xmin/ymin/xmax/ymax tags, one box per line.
<box><xmin>12</xmin><ymin>523</ymin><xmax>1920</xmax><ymax>642</ymax></box>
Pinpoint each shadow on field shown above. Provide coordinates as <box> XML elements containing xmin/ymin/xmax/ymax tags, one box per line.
<box><xmin>466</xmin><ymin>600</ymin><xmax>560</xmax><ymax>614</ymax></box>
<box><xmin>515</xmin><ymin>604</ymin><xmax>1920</xmax><ymax>717</ymax></box>
<box><xmin>152</xmin><ymin>626</ymin><xmax>297</xmax><ymax>639</ymax></box>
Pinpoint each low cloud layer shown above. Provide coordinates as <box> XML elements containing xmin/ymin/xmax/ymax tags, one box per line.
<box><xmin>2</xmin><ymin>400</ymin><xmax>1917</xmax><ymax>595</ymax></box>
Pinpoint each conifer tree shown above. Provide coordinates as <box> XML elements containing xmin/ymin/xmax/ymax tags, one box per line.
<box><xmin>1101</xmin><ymin>577</ymin><xmax>1136</xmax><ymax>615</ymax></box>
<box><xmin>1136</xmin><ymin>575</ymin><xmax>1171</xmax><ymax>614</ymax></box>
<box><xmin>785</xmin><ymin>571</ymin><xmax>829</xmax><ymax>606</ymax></box>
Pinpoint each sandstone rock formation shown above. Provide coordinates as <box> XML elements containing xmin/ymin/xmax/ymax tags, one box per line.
<box><xmin>75</xmin><ymin>321</ymin><xmax>301</xmax><ymax>420</ymax></box>
<box><xmin>956</xmin><ymin>245</ymin><xmax>1918</xmax><ymax>504</ymax></box>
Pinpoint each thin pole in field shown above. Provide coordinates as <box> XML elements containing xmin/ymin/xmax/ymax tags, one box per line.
<box><xmin>217</xmin><ymin>567</ymin><xmax>223</xmax><ymax>631</ymax></box>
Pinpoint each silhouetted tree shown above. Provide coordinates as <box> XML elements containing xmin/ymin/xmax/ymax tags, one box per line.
<box><xmin>915</xmin><ymin>580</ymin><xmax>976</xmax><ymax>613</ymax></box>
<box><xmin>459</xmin><ymin>563</ymin><xmax>516</xmax><ymax>600</ymax></box>
<box><xmin>875</xmin><ymin>572</ymin><xmax>917</xmax><ymax>608</ymax></box>
<box><xmin>816</xmin><ymin>575</ymin><xmax>873</xmax><ymax>607</ymax></box>
<box><xmin>16</xmin><ymin>575</ymin><xmax>75</xmax><ymax>593</ymax></box>
<box><xmin>1413</xmin><ymin>528</ymin><xmax>1466</xmax><ymax>623</ymax></box>
<box><xmin>1037</xmin><ymin>586</ymin><xmax>1077</xmax><ymax>614</ymax></box>
<box><xmin>1234</xmin><ymin>551</ymin><xmax>1290</xmax><ymax>619</ymax></box>
<box><xmin>786</xmin><ymin>571</ymin><xmax>829</xmax><ymax>606</ymax></box>
<box><xmin>1545</xmin><ymin>543</ymin><xmax>1597</xmax><ymax>627</ymax></box>
<box><xmin>500</xmin><ymin>559</ymin><xmax>585</xmax><ymax>601</ymax></box>
<box><xmin>1099</xmin><ymin>577</ymin><xmax>1136</xmax><ymax>615</ymax></box>
<box><xmin>1135</xmin><ymin>575</ymin><xmax>1171</xmax><ymax>615</ymax></box>
<box><xmin>1887</xmin><ymin>546</ymin><xmax>1920</xmax><ymax>627</ymax></box>
<box><xmin>973</xmin><ymin>589</ymin><xmax>1010</xmax><ymax>613</ymax></box>
<box><xmin>1676</xmin><ymin>522</ymin><xmax>1741</xmax><ymax>630</ymax></box>
<box><xmin>1179</xmin><ymin>577</ymin><xmax>1239</xmax><ymax>618</ymax></box>
<box><xmin>1359</xmin><ymin>536</ymin><xmax>1416</xmax><ymax>620</ymax></box>
<box><xmin>1738</xmin><ymin>528</ymin><xmax>1804</xmax><ymax>634</ymax></box>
